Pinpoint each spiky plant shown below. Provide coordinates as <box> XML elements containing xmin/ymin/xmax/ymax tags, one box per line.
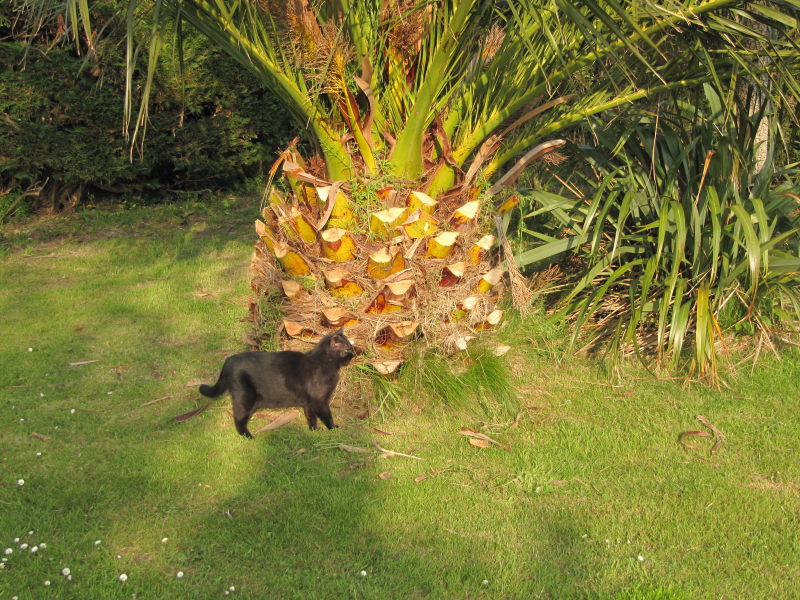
<box><xmin>518</xmin><ymin>84</ymin><xmax>800</xmax><ymax>379</ymax></box>
<box><xmin>49</xmin><ymin>0</ymin><xmax>800</xmax><ymax>370</ymax></box>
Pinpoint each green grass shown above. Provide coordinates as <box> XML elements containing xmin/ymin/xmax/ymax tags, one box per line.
<box><xmin>2</xmin><ymin>199</ymin><xmax>799</xmax><ymax>599</ymax></box>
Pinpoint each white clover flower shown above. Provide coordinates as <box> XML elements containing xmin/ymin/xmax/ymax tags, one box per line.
<box><xmin>229</xmin><ymin>586</ymin><xmax>235</xmax><ymax>592</ymax></box>
<box><xmin>17</xmin><ymin>479</ymin><xmax>24</xmax><ymax>486</ymax></box>
<box><xmin>35</xmin><ymin>452</ymin><xmax>42</xmax><ymax>457</ymax></box>
<box><xmin>39</xmin><ymin>543</ymin><xmax>46</xmax><ymax>549</ymax></box>
<box><xmin>4</xmin><ymin>548</ymin><xmax>12</xmax><ymax>555</ymax></box>
<box><xmin>13</xmin><ymin>538</ymin><xmax>19</xmax><ymax>543</ymax></box>
<box><xmin>161</xmin><ymin>537</ymin><xmax>168</xmax><ymax>544</ymax></box>
<box><xmin>30</xmin><ymin>546</ymin><xmax>38</xmax><ymax>553</ymax></box>
<box><xmin>176</xmin><ymin>571</ymin><xmax>184</xmax><ymax>578</ymax></box>
<box><xmin>70</xmin><ymin>409</ymin><xmax>76</xmax><ymax>414</ymax></box>
<box><xmin>28</xmin><ymin>348</ymin><xmax>33</xmax><ymax>352</ymax></box>
<box><xmin>94</xmin><ymin>540</ymin><xmax>101</xmax><ymax>546</ymax></box>
<box><xmin>637</xmin><ymin>555</ymin><xmax>645</xmax><ymax>562</ymax></box>
<box><xmin>360</xmin><ymin>570</ymin><xmax>367</xmax><ymax>577</ymax></box>
<box><xmin>67</xmin><ymin>575</ymin><xmax>72</xmax><ymax>582</ymax></box>
<box><xmin>61</xmin><ymin>568</ymin><xmax>71</xmax><ymax>576</ymax></box>
<box><xmin>44</xmin><ymin>580</ymin><xmax>51</xmax><ymax>586</ymax></box>
<box><xmin>27</xmin><ymin>530</ymin><xmax>33</xmax><ymax>535</ymax></box>
<box><xmin>39</xmin><ymin>393</ymin><xmax>44</xmax><ymax>397</ymax></box>
<box><xmin>482</xmin><ymin>580</ymin><xmax>489</xmax><ymax>585</ymax></box>
<box><xmin>119</xmin><ymin>573</ymin><xmax>128</xmax><ymax>582</ymax></box>
<box><xmin>18</xmin><ymin>418</ymin><xmax>24</xmax><ymax>423</ymax></box>
<box><xmin>19</xmin><ymin>544</ymin><xmax>28</xmax><ymax>550</ymax></box>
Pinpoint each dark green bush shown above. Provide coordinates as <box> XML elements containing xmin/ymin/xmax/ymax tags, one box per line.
<box><xmin>0</xmin><ymin>6</ymin><xmax>295</xmax><ymax>220</ymax></box>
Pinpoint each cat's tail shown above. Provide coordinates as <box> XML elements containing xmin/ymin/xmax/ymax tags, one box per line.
<box><xmin>199</xmin><ymin>376</ymin><xmax>227</xmax><ymax>398</ymax></box>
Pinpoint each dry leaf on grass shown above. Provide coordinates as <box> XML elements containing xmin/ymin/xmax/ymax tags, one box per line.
<box><xmin>255</xmin><ymin>409</ymin><xmax>300</xmax><ymax>434</ymax></box>
<box><xmin>469</xmin><ymin>438</ymin><xmax>490</xmax><ymax>449</ymax></box>
<box><xmin>459</xmin><ymin>427</ymin><xmax>511</xmax><ymax>450</ymax></box>
<box><xmin>339</xmin><ymin>444</ymin><xmax>371</xmax><ymax>453</ymax></box>
<box><xmin>69</xmin><ymin>359</ymin><xmax>100</xmax><ymax>367</ymax></box>
<box><xmin>31</xmin><ymin>432</ymin><xmax>50</xmax><ymax>441</ymax></box>
<box><xmin>378</xmin><ymin>471</ymin><xmax>394</xmax><ymax>480</ymax></box>
<box><xmin>414</xmin><ymin>474</ymin><xmax>429</xmax><ymax>483</ymax></box>
<box><xmin>169</xmin><ymin>403</ymin><xmax>210</xmax><ymax>423</ymax></box>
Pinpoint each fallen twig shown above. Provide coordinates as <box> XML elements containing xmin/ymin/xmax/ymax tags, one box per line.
<box><xmin>141</xmin><ymin>395</ymin><xmax>175</xmax><ymax>407</ymax></box>
<box><xmin>374</xmin><ymin>441</ymin><xmax>423</xmax><ymax>460</ymax></box>
<box><xmin>69</xmin><ymin>359</ymin><xmax>100</xmax><ymax>367</ymax></box>
<box><xmin>31</xmin><ymin>432</ymin><xmax>50</xmax><ymax>441</ymax></box>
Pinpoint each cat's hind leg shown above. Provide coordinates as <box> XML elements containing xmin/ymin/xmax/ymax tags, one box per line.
<box><xmin>230</xmin><ymin>379</ymin><xmax>256</xmax><ymax>439</ymax></box>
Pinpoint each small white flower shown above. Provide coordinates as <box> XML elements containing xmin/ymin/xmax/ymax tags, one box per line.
<box><xmin>28</xmin><ymin>347</ymin><xmax>33</xmax><ymax>352</ymax></box>
<box><xmin>637</xmin><ymin>555</ymin><xmax>645</xmax><ymax>562</ymax></box>
<box><xmin>39</xmin><ymin>543</ymin><xmax>46</xmax><ymax>549</ymax></box>
<box><xmin>581</xmin><ymin>534</ymin><xmax>588</xmax><ymax>538</ymax></box>
<box><xmin>94</xmin><ymin>540</ymin><xmax>102</xmax><ymax>546</ymax></box>
<box><xmin>482</xmin><ymin>580</ymin><xmax>489</xmax><ymax>585</ymax></box>
<box><xmin>30</xmin><ymin>545</ymin><xmax>38</xmax><ymax>553</ymax></box>
<box><xmin>62</xmin><ymin>568</ymin><xmax>71</xmax><ymax>576</ymax></box>
<box><xmin>119</xmin><ymin>573</ymin><xmax>128</xmax><ymax>582</ymax></box>
<box><xmin>44</xmin><ymin>580</ymin><xmax>51</xmax><ymax>586</ymax></box>
<box><xmin>19</xmin><ymin>418</ymin><xmax>24</xmax><ymax>423</ymax></box>
<box><xmin>13</xmin><ymin>538</ymin><xmax>19</xmax><ymax>543</ymax></box>
<box><xmin>67</xmin><ymin>574</ymin><xmax>72</xmax><ymax>582</ymax></box>
<box><xmin>4</xmin><ymin>548</ymin><xmax>12</xmax><ymax>555</ymax></box>
<box><xmin>2</xmin><ymin>557</ymin><xmax>7</xmax><ymax>562</ymax></box>
<box><xmin>28</xmin><ymin>530</ymin><xmax>34</xmax><ymax>535</ymax></box>
<box><xmin>229</xmin><ymin>586</ymin><xmax>235</xmax><ymax>592</ymax></box>
<box><xmin>360</xmin><ymin>570</ymin><xmax>367</xmax><ymax>577</ymax></box>
<box><xmin>176</xmin><ymin>571</ymin><xmax>184</xmax><ymax>578</ymax></box>
<box><xmin>224</xmin><ymin>592</ymin><xmax>229</xmax><ymax>596</ymax></box>
<box><xmin>0</xmin><ymin>563</ymin><xmax>4</xmax><ymax>569</ymax></box>
<box><xmin>19</xmin><ymin>543</ymin><xmax>28</xmax><ymax>550</ymax></box>
<box><xmin>70</xmin><ymin>409</ymin><xmax>76</xmax><ymax>414</ymax></box>
<box><xmin>17</xmin><ymin>479</ymin><xmax>24</xmax><ymax>486</ymax></box>
<box><xmin>36</xmin><ymin>452</ymin><xmax>42</xmax><ymax>457</ymax></box>
<box><xmin>39</xmin><ymin>393</ymin><xmax>44</xmax><ymax>397</ymax></box>
<box><xmin>161</xmin><ymin>537</ymin><xmax>168</xmax><ymax>544</ymax></box>
<box><xmin>107</xmin><ymin>392</ymin><xmax>113</xmax><ymax>395</ymax></box>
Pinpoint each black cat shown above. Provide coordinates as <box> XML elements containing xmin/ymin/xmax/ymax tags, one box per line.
<box><xmin>199</xmin><ymin>328</ymin><xmax>356</xmax><ymax>438</ymax></box>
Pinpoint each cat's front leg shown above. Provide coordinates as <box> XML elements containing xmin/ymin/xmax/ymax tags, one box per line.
<box><xmin>303</xmin><ymin>405</ymin><xmax>319</xmax><ymax>430</ymax></box>
<box><xmin>312</xmin><ymin>402</ymin><xmax>337</xmax><ymax>430</ymax></box>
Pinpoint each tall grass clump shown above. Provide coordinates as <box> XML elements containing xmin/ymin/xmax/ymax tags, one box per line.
<box><xmin>518</xmin><ymin>85</ymin><xmax>800</xmax><ymax>379</ymax></box>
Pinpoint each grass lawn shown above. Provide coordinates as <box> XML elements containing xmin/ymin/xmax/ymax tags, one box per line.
<box><xmin>1</xmin><ymin>198</ymin><xmax>799</xmax><ymax>599</ymax></box>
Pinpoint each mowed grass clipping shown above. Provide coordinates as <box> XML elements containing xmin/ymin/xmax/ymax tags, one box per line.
<box><xmin>1</xmin><ymin>199</ymin><xmax>799</xmax><ymax>599</ymax></box>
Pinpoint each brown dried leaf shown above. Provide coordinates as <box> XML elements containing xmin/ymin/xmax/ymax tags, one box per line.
<box><xmin>255</xmin><ymin>409</ymin><xmax>301</xmax><ymax>434</ymax></box>
<box><xmin>414</xmin><ymin>474</ymin><xmax>428</xmax><ymax>483</ymax></box>
<box><xmin>31</xmin><ymin>432</ymin><xmax>50</xmax><ymax>441</ymax></box>
<box><xmin>169</xmin><ymin>403</ymin><xmax>210</xmax><ymax>423</ymax></box>
<box><xmin>459</xmin><ymin>427</ymin><xmax>511</xmax><ymax>451</ymax></box>
<box><xmin>469</xmin><ymin>438</ymin><xmax>490</xmax><ymax>449</ymax></box>
<box><xmin>378</xmin><ymin>471</ymin><xmax>394</xmax><ymax>480</ymax></box>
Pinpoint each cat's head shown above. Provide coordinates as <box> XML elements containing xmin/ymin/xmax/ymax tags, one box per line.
<box><xmin>326</xmin><ymin>328</ymin><xmax>357</xmax><ymax>364</ymax></box>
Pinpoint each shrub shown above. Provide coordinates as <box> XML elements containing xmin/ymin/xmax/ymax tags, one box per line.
<box><xmin>0</xmin><ymin>4</ymin><xmax>294</xmax><ymax>220</ymax></box>
<box><xmin>516</xmin><ymin>86</ymin><xmax>800</xmax><ymax>378</ymax></box>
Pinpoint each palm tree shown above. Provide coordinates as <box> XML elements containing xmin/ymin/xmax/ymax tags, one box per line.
<box><xmin>55</xmin><ymin>0</ymin><xmax>800</xmax><ymax>370</ymax></box>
